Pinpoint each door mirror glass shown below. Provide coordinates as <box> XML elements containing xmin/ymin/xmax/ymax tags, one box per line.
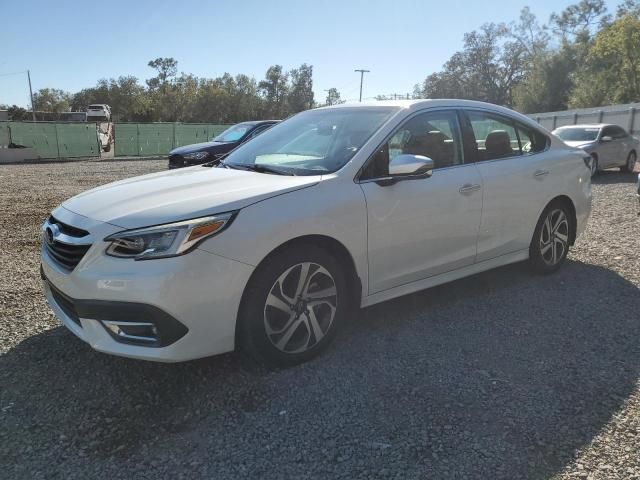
<box><xmin>601</xmin><ymin>135</ymin><xmax>613</xmax><ymax>142</ymax></box>
<box><xmin>388</xmin><ymin>154</ymin><xmax>434</xmax><ymax>177</ymax></box>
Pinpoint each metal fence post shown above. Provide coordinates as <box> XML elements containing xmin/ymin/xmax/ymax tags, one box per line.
<box><xmin>136</xmin><ymin>124</ymin><xmax>140</xmax><ymax>157</ymax></box>
<box><xmin>598</xmin><ymin>110</ymin><xmax>604</xmax><ymax>123</ymax></box>
<box><xmin>54</xmin><ymin>123</ymin><xmax>61</xmax><ymax>160</ymax></box>
<box><xmin>629</xmin><ymin>108</ymin><xmax>636</xmax><ymax>134</ymax></box>
<box><xmin>552</xmin><ymin>116</ymin><xmax>557</xmax><ymax>130</ymax></box>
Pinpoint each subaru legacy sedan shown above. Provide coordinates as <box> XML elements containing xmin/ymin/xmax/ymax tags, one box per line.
<box><xmin>41</xmin><ymin>100</ymin><xmax>591</xmax><ymax>366</ymax></box>
<box><xmin>552</xmin><ymin>124</ymin><xmax>638</xmax><ymax>176</ymax></box>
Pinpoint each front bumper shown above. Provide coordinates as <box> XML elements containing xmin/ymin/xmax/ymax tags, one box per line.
<box><xmin>41</xmin><ymin>211</ymin><xmax>254</xmax><ymax>362</ymax></box>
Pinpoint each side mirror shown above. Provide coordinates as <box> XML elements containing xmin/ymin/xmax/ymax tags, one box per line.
<box><xmin>600</xmin><ymin>135</ymin><xmax>613</xmax><ymax>143</ymax></box>
<box><xmin>377</xmin><ymin>154</ymin><xmax>434</xmax><ymax>186</ymax></box>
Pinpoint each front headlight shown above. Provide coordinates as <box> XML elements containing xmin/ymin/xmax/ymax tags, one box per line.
<box><xmin>104</xmin><ymin>213</ymin><xmax>235</xmax><ymax>260</ymax></box>
<box><xmin>183</xmin><ymin>151</ymin><xmax>210</xmax><ymax>161</ymax></box>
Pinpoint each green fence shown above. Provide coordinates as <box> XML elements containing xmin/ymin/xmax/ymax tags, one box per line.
<box><xmin>0</xmin><ymin>122</ymin><xmax>11</xmax><ymax>146</ymax></box>
<box><xmin>115</xmin><ymin>123</ymin><xmax>230</xmax><ymax>157</ymax></box>
<box><xmin>0</xmin><ymin>121</ymin><xmax>100</xmax><ymax>158</ymax></box>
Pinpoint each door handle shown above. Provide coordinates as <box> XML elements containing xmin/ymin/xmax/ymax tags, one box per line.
<box><xmin>534</xmin><ymin>169</ymin><xmax>549</xmax><ymax>178</ymax></box>
<box><xmin>459</xmin><ymin>183</ymin><xmax>481</xmax><ymax>194</ymax></box>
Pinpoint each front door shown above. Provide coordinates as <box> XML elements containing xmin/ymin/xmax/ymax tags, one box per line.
<box><xmin>359</xmin><ymin>109</ymin><xmax>483</xmax><ymax>294</ymax></box>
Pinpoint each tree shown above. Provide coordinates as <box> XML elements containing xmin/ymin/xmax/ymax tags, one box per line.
<box><xmin>570</xmin><ymin>14</ymin><xmax>640</xmax><ymax>106</ymax></box>
<box><xmin>259</xmin><ymin>65</ymin><xmax>289</xmax><ymax>118</ymax></box>
<box><xmin>550</xmin><ymin>0</ymin><xmax>611</xmax><ymax>40</ymax></box>
<box><xmin>146</xmin><ymin>57</ymin><xmax>178</xmax><ymax>90</ymax></box>
<box><xmin>324</xmin><ymin>88</ymin><xmax>342</xmax><ymax>105</ymax></box>
<box><xmin>287</xmin><ymin>64</ymin><xmax>314</xmax><ymax>112</ymax></box>
<box><xmin>417</xmin><ymin>23</ymin><xmax>527</xmax><ymax>107</ymax></box>
<box><xmin>32</xmin><ymin>88</ymin><xmax>71</xmax><ymax>113</ymax></box>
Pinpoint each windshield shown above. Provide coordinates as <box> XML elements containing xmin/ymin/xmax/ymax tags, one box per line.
<box><xmin>213</xmin><ymin>124</ymin><xmax>252</xmax><ymax>142</ymax></box>
<box><xmin>554</xmin><ymin>127</ymin><xmax>600</xmax><ymax>142</ymax></box>
<box><xmin>222</xmin><ymin>107</ymin><xmax>397</xmax><ymax>175</ymax></box>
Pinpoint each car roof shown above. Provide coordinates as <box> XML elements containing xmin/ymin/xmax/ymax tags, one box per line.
<box><xmin>315</xmin><ymin>99</ymin><xmax>540</xmax><ymax>129</ymax></box>
<box><xmin>555</xmin><ymin>124</ymin><xmax>613</xmax><ymax>129</ymax></box>
<box><xmin>238</xmin><ymin>120</ymin><xmax>280</xmax><ymax>126</ymax></box>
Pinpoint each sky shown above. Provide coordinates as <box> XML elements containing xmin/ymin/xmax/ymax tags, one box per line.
<box><xmin>0</xmin><ymin>0</ymin><xmax>621</xmax><ymax>108</ymax></box>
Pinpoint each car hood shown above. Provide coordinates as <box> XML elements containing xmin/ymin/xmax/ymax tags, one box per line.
<box><xmin>60</xmin><ymin>166</ymin><xmax>320</xmax><ymax>229</ymax></box>
<box><xmin>169</xmin><ymin>141</ymin><xmax>230</xmax><ymax>155</ymax></box>
<box><xmin>563</xmin><ymin>140</ymin><xmax>596</xmax><ymax>149</ymax></box>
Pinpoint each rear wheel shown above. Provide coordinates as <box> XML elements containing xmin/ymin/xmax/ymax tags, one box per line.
<box><xmin>622</xmin><ymin>151</ymin><xmax>636</xmax><ymax>173</ymax></box>
<box><xmin>238</xmin><ymin>245</ymin><xmax>348</xmax><ymax>367</ymax></box>
<box><xmin>529</xmin><ymin>201</ymin><xmax>572</xmax><ymax>274</ymax></box>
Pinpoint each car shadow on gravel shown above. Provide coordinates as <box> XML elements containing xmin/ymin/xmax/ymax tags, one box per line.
<box><xmin>2</xmin><ymin>259</ymin><xmax>640</xmax><ymax>479</ymax></box>
<box><xmin>592</xmin><ymin>169</ymin><xmax>638</xmax><ymax>185</ymax></box>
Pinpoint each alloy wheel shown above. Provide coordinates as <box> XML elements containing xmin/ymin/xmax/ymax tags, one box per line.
<box><xmin>264</xmin><ymin>262</ymin><xmax>338</xmax><ymax>354</ymax></box>
<box><xmin>539</xmin><ymin>209</ymin><xmax>569</xmax><ymax>266</ymax></box>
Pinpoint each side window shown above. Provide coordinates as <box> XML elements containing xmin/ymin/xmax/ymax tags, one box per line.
<box><xmin>361</xmin><ymin>110</ymin><xmax>463</xmax><ymax>179</ymax></box>
<box><xmin>601</xmin><ymin>126</ymin><xmax>615</xmax><ymax>138</ymax></box>
<box><xmin>246</xmin><ymin>125</ymin><xmax>269</xmax><ymax>140</ymax></box>
<box><xmin>515</xmin><ymin>123</ymin><xmax>549</xmax><ymax>154</ymax></box>
<box><xmin>466</xmin><ymin>111</ymin><xmax>520</xmax><ymax>161</ymax></box>
<box><xmin>611</xmin><ymin>126</ymin><xmax>627</xmax><ymax>139</ymax></box>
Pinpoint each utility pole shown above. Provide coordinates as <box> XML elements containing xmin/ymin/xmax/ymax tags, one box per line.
<box><xmin>354</xmin><ymin>69</ymin><xmax>370</xmax><ymax>102</ymax></box>
<box><xmin>27</xmin><ymin>70</ymin><xmax>36</xmax><ymax>122</ymax></box>
<box><xmin>324</xmin><ymin>89</ymin><xmax>332</xmax><ymax>106</ymax></box>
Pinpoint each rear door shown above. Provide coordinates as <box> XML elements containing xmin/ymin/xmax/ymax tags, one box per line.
<box><xmin>461</xmin><ymin>109</ymin><xmax>553</xmax><ymax>262</ymax></box>
<box><xmin>598</xmin><ymin>126</ymin><xmax>623</xmax><ymax>167</ymax></box>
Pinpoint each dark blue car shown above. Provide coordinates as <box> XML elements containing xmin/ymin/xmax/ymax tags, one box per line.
<box><xmin>168</xmin><ymin>120</ymin><xmax>280</xmax><ymax>169</ymax></box>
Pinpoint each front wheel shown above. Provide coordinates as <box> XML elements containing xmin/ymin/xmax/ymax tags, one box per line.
<box><xmin>529</xmin><ymin>202</ymin><xmax>572</xmax><ymax>274</ymax></box>
<box><xmin>238</xmin><ymin>245</ymin><xmax>348</xmax><ymax>367</ymax></box>
<box><xmin>622</xmin><ymin>151</ymin><xmax>636</xmax><ymax>173</ymax></box>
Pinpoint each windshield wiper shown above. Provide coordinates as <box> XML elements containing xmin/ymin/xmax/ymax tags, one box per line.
<box><xmin>228</xmin><ymin>163</ymin><xmax>295</xmax><ymax>176</ymax></box>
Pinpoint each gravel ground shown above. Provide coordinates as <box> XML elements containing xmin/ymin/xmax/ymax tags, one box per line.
<box><xmin>1</xmin><ymin>159</ymin><xmax>639</xmax><ymax>479</ymax></box>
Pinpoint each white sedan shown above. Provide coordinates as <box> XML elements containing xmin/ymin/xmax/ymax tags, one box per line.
<box><xmin>553</xmin><ymin>124</ymin><xmax>638</xmax><ymax>176</ymax></box>
<box><xmin>41</xmin><ymin>100</ymin><xmax>592</xmax><ymax>366</ymax></box>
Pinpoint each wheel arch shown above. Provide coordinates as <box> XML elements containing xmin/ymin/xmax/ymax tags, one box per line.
<box><xmin>234</xmin><ymin>234</ymin><xmax>362</xmax><ymax>347</ymax></box>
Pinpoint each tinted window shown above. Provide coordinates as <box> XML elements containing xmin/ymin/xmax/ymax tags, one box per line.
<box><xmin>361</xmin><ymin>110</ymin><xmax>463</xmax><ymax>179</ymax></box>
<box><xmin>610</xmin><ymin>126</ymin><xmax>627</xmax><ymax>139</ymax></box>
<box><xmin>516</xmin><ymin>123</ymin><xmax>549</xmax><ymax>154</ymax></box>
<box><xmin>467</xmin><ymin>111</ymin><xmax>520</xmax><ymax>161</ymax></box>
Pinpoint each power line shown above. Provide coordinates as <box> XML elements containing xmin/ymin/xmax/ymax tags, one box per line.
<box><xmin>0</xmin><ymin>70</ymin><xmax>27</xmax><ymax>78</ymax></box>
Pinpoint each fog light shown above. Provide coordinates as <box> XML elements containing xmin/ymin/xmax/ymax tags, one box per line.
<box><xmin>101</xmin><ymin>321</ymin><xmax>159</xmax><ymax>344</ymax></box>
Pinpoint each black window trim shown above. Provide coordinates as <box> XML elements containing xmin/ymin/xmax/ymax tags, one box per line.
<box><xmin>460</xmin><ymin>108</ymin><xmax>551</xmax><ymax>164</ymax></box>
<box><xmin>355</xmin><ymin>107</ymin><xmax>469</xmax><ymax>184</ymax></box>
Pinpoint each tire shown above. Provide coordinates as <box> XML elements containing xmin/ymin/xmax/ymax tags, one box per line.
<box><xmin>529</xmin><ymin>201</ymin><xmax>572</xmax><ymax>274</ymax></box>
<box><xmin>590</xmin><ymin>154</ymin><xmax>599</xmax><ymax>177</ymax></box>
<box><xmin>238</xmin><ymin>244</ymin><xmax>348</xmax><ymax>367</ymax></box>
<box><xmin>622</xmin><ymin>151</ymin><xmax>636</xmax><ymax>173</ymax></box>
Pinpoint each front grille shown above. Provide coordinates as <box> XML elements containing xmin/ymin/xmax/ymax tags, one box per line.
<box><xmin>49</xmin><ymin>216</ymin><xmax>89</xmax><ymax>237</ymax></box>
<box><xmin>45</xmin><ymin>241</ymin><xmax>91</xmax><ymax>271</ymax></box>
<box><xmin>44</xmin><ymin>217</ymin><xmax>92</xmax><ymax>271</ymax></box>
<box><xmin>48</xmin><ymin>283</ymin><xmax>81</xmax><ymax>327</ymax></box>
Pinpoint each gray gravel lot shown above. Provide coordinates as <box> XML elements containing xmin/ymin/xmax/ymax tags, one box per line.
<box><xmin>1</xmin><ymin>159</ymin><xmax>639</xmax><ymax>479</ymax></box>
